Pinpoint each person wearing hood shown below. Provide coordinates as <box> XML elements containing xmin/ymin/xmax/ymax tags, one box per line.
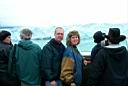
<box><xmin>8</xmin><ymin>28</ymin><xmax>42</xmax><ymax>86</ymax></box>
<box><xmin>0</xmin><ymin>30</ymin><xmax>13</xmax><ymax>86</ymax></box>
<box><xmin>86</xmin><ymin>28</ymin><xmax>128</xmax><ymax>86</ymax></box>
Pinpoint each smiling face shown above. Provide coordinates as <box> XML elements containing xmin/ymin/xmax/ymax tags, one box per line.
<box><xmin>54</xmin><ymin>27</ymin><xmax>64</xmax><ymax>42</ymax></box>
<box><xmin>66</xmin><ymin>30</ymin><xmax>80</xmax><ymax>46</ymax></box>
<box><xmin>70</xmin><ymin>35</ymin><xmax>79</xmax><ymax>45</ymax></box>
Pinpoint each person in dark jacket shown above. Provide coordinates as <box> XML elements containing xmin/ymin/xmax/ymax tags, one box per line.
<box><xmin>90</xmin><ymin>31</ymin><xmax>106</xmax><ymax>61</ymax></box>
<box><xmin>0</xmin><ymin>30</ymin><xmax>12</xmax><ymax>85</ymax></box>
<box><xmin>87</xmin><ymin>28</ymin><xmax>128</xmax><ymax>86</ymax></box>
<box><xmin>60</xmin><ymin>30</ymin><xmax>83</xmax><ymax>86</ymax></box>
<box><xmin>41</xmin><ymin>27</ymin><xmax>65</xmax><ymax>86</ymax></box>
<box><xmin>8</xmin><ymin>28</ymin><xmax>42</xmax><ymax>86</ymax></box>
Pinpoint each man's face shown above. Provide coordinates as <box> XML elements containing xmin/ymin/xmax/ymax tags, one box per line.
<box><xmin>54</xmin><ymin>28</ymin><xmax>64</xmax><ymax>42</ymax></box>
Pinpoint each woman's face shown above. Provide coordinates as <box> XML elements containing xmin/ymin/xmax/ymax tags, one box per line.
<box><xmin>3</xmin><ymin>36</ymin><xmax>11</xmax><ymax>44</ymax></box>
<box><xmin>70</xmin><ymin>35</ymin><xmax>79</xmax><ymax>45</ymax></box>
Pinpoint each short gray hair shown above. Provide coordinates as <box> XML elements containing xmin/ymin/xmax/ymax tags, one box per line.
<box><xmin>20</xmin><ymin>28</ymin><xmax>32</xmax><ymax>40</ymax></box>
<box><xmin>54</xmin><ymin>27</ymin><xmax>63</xmax><ymax>34</ymax></box>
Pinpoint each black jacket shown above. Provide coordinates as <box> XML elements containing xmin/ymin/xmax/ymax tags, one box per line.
<box><xmin>87</xmin><ymin>45</ymin><xmax>128</xmax><ymax>86</ymax></box>
<box><xmin>91</xmin><ymin>43</ymin><xmax>103</xmax><ymax>61</ymax></box>
<box><xmin>41</xmin><ymin>38</ymin><xmax>65</xmax><ymax>81</ymax></box>
<box><xmin>0</xmin><ymin>41</ymin><xmax>12</xmax><ymax>73</ymax></box>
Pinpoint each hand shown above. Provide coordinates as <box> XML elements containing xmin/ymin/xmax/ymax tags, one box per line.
<box><xmin>84</xmin><ymin>60</ymin><xmax>91</xmax><ymax>65</ymax></box>
<box><xmin>50</xmin><ymin>80</ymin><xmax>57</xmax><ymax>86</ymax></box>
<box><xmin>71</xmin><ymin>83</ymin><xmax>76</xmax><ymax>86</ymax></box>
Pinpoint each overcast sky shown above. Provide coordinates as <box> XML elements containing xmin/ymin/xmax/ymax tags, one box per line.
<box><xmin>0</xmin><ymin>0</ymin><xmax>128</xmax><ymax>26</ymax></box>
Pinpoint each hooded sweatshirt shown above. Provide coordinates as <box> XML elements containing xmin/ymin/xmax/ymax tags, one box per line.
<box><xmin>8</xmin><ymin>40</ymin><xmax>41</xmax><ymax>85</ymax></box>
<box><xmin>87</xmin><ymin>44</ymin><xmax>128</xmax><ymax>86</ymax></box>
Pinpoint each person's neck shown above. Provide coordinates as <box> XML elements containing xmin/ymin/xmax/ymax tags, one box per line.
<box><xmin>54</xmin><ymin>39</ymin><xmax>61</xmax><ymax>43</ymax></box>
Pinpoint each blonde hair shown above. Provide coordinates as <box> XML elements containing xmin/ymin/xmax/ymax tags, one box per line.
<box><xmin>66</xmin><ymin>30</ymin><xmax>80</xmax><ymax>46</ymax></box>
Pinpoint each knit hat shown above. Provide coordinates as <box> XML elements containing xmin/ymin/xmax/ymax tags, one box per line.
<box><xmin>106</xmin><ymin>28</ymin><xmax>126</xmax><ymax>44</ymax></box>
<box><xmin>0</xmin><ymin>30</ymin><xmax>11</xmax><ymax>41</ymax></box>
<box><xmin>93</xmin><ymin>31</ymin><xmax>106</xmax><ymax>43</ymax></box>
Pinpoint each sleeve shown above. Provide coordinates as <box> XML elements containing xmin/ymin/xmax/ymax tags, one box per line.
<box><xmin>36</xmin><ymin>46</ymin><xmax>42</xmax><ymax>72</ymax></box>
<box><xmin>8</xmin><ymin>46</ymin><xmax>15</xmax><ymax>75</ymax></box>
<box><xmin>41</xmin><ymin>45</ymin><xmax>55</xmax><ymax>81</ymax></box>
<box><xmin>90</xmin><ymin>47</ymin><xmax>96</xmax><ymax>61</ymax></box>
<box><xmin>60</xmin><ymin>50</ymin><xmax>75</xmax><ymax>85</ymax></box>
<box><xmin>87</xmin><ymin>50</ymin><xmax>106</xmax><ymax>86</ymax></box>
<box><xmin>91</xmin><ymin>45</ymin><xmax>101</xmax><ymax>61</ymax></box>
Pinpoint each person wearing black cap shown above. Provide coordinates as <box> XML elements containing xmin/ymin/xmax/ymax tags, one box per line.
<box><xmin>87</xmin><ymin>28</ymin><xmax>128</xmax><ymax>86</ymax></box>
<box><xmin>90</xmin><ymin>31</ymin><xmax>106</xmax><ymax>61</ymax></box>
<box><xmin>0</xmin><ymin>30</ymin><xmax>12</xmax><ymax>85</ymax></box>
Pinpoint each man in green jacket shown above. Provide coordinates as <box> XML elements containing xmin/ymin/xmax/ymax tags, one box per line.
<box><xmin>8</xmin><ymin>28</ymin><xmax>42</xmax><ymax>86</ymax></box>
<box><xmin>41</xmin><ymin>27</ymin><xmax>65</xmax><ymax>86</ymax></box>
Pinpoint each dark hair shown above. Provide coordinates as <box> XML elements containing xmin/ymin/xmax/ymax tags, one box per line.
<box><xmin>0</xmin><ymin>30</ymin><xmax>11</xmax><ymax>41</ymax></box>
<box><xmin>93</xmin><ymin>31</ymin><xmax>106</xmax><ymax>43</ymax></box>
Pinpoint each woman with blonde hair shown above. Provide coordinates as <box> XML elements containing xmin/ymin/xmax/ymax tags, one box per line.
<box><xmin>60</xmin><ymin>30</ymin><xmax>83</xmax><ymax>86</ymax></box>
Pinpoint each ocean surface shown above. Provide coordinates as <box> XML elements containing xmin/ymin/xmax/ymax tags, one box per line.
<box><xmin>0</xmin><ymin>23</ymin><xmax>128</xmax><ymax>52</ymax></box>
